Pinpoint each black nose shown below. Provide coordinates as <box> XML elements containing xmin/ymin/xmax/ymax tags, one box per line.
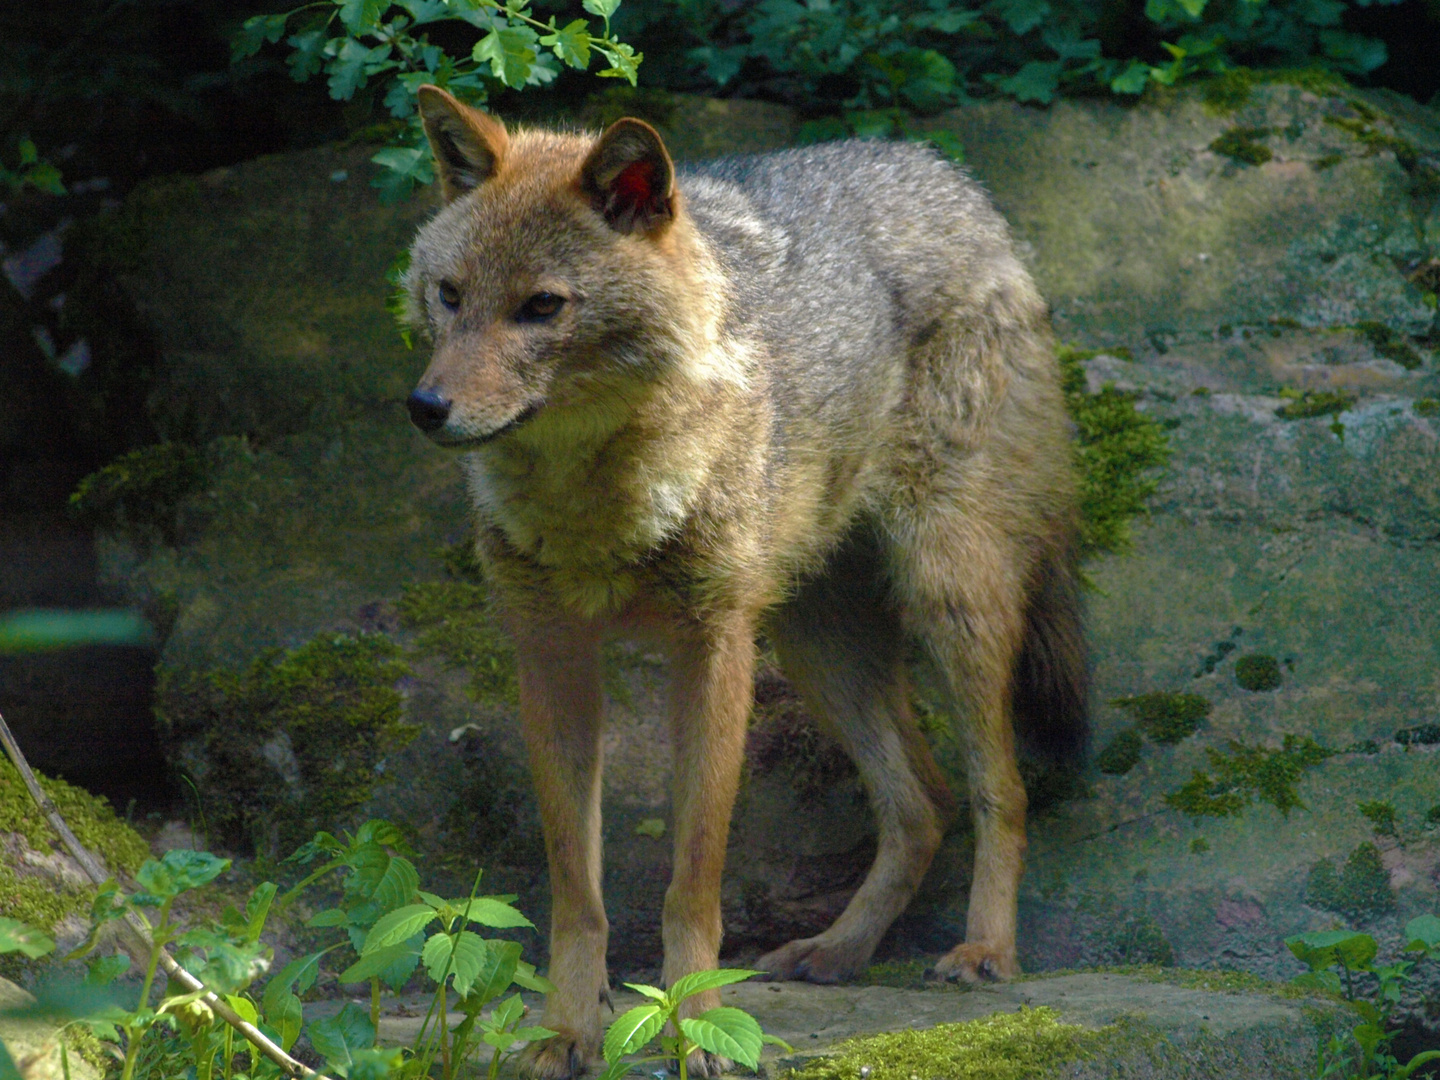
<box><xmin>407</xmin><ymin>388</ymin><xmax>452</xmax><ymax>432</ymax></box>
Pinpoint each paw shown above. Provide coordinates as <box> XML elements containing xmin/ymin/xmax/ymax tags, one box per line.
<box><xmin>520</xmin><ymin>1030</ymin><xmax>599</xmax><ymax>1080</ymax></box>
<box><xmin>682</xmin><ymin>1048</ymin><xmax>733</xmax><ymax>1078</ymax></box>
<box><xmin>756</xmin><ymin>936</ymin><xmax>870</xmax><ymax>984</ymax></box>
<box><xmin>927</xmin><ymin>942</ymin><xmax>1017</xmax><ymax>984</ymax></box>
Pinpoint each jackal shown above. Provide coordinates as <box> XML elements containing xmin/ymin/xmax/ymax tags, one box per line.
<box><xmin>403</xmin><ymin>86</ymin><xmax>1087</xmax><ymax>1078</ymax></box>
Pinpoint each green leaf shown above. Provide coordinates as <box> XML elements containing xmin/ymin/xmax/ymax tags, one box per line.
<box><xmin>308</xmin><ymin>908</ymin><xmax>350</xmax><ymax>928</ymax></box>
<box><xmin>594</xmin><ymin>40</ymin><xmax>641</xmax><ymax>84</ymax></box>
<box><xmin>0</xmin><ymin>917</ymin><xmax>54</xmax><ymax>959</ymax></box>
<box><xmin>990</xmin><ymin>0</ymin><xmax>1050</xmax><ymax>36</ymax></box>
<box><xmin>286</xmin><ymin>29</ymin><xmax>329</xmax><ymax>82</ymax></box>
<box><xmin>541</xmin><ymin>19</ymin><xmax>592</xmax><ymax>70</ymax></box>
<box><xmin>135</xmin><ymin>850</ymin><xmax>230</xmax><ymax>900</ymax></box>
<box><xmin>421</xmin><ymin>930</ymin><xmax>492</xmax><ymax>995</ymax></box>
<box><xmin>466</xmin><ymin>939</ymin><xmax>521</xmax><ymax>1004</ymax></box>
<box><xmin>624</xmin><ymin>983</ymin><xmax>667</xmax><ymax>1002</ymax></box>
<box><xmin>244</xmin><ymin>882</ymin><xmax>278</xmax><ymax>942</ymax></box>
<box><xmin>339</xmin><ymin>1046</ymin><xmax>406</xmax><ymax>1080</ymax></box>
<box><xmin>513</xmin><ymin>960</ymin><xmax>556</xmax><ymax>994</ymax></box>
<box><xmin>85</xmin><ymin>953</ymin><xmax>129</xmax><ymax>986</ymax></box>
<box><xmin>268</xmin><ymin>991</ymin><xmax>305</xmax><ymax>1052</ymax></box>
<box><xmin>363</xmin><ymin>904</ymin><xmax>437</xmax><ymax>952</ymax></box>
<box><xmin>1405</xmin><ymin>914</ymin><xmax>1440</xmax><ymax>953</ymax></box>
<box><xmin>328</xmin><ymin>39</ymin><xmax>392</xmax><ymax>100</ymax></box>
<box><xmin>459</xmin><ymin>897</ymin><xmax>535</xmax><ymax>930</ymax></box>
<box><xmin>603</xmin><ymin>1004</ymin><xmax>665</xmax><ymax>1062</ymax></box>
<box><xmin>492</xmin><ymin>993</ymin><xmax>525</xmax><ymax>1030</ymax></box>
<box><xmin>474</xmin><ymin>24</ymin><xmax>540</xmax><ymax>88</ymax></box>
<box><xmin>995</xmin><ymin>60</ymin><xmax>1063</xmax><ymax>104</ymax></box>
<box><xmin>226</xmin><ymin>994</ymin><xmax>260</xmax><ymax>1025</ymax></box>
<box><xmin>371</xmin><ymin>856</ymin><xmax>420</xmax><ymax>913</ymax></box>
<box><xmin>1110</xmin><ymin>60</ymin><xmax>1151</xmax><ymax>94</ymax></box>
<box><xmin>582</xmin><ymin>0</ymin><xmax>621</xmax><ymax>19</ymax></box>
<box><xmin>338</xmin><ymin>0</ymin><xmax>386</xmax><ymax>34</ymax></box>
<box><xmin>681</xmin><ymin>1009</ymin><xmax>762</xmax><ymax>1070</ymax></box>
<box><xmin>307</xmin><ymin>1002</ymin><xmax>376</xmax><ymax>1067</ymax></box>
<box><xmin>666</xmin><ymin>969</ymin><xmax>760</xmax><ymax>1004</ymax></box>
<box><xmin>262</xmin><ymin>949</ymin><xmax>328</xmax><ymax>1020</ymax></box>
<box><xmin>233</xmin><ymin>13</ymin><xmax>291</xmax><ymax>61</ymax></box>
<box><xmin>339</xmin><ymin>940</ymin><xmax>422</xmax><ymax>984</ymax></box>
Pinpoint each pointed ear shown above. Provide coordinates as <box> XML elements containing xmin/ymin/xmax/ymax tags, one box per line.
<box><xmin>417</xmin><ymin>85</ymin><xmax>509</xmax><ymax>201</ymax></box>
<box><xmin>580</xmin><ymin>119</ymin><xmax>676</xmax><ymax>235</ymax></box>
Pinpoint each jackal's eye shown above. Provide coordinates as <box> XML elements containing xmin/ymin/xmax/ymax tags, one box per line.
<box><xmin>437</xmin><ymin>280</ymin><xmax>461</xmax><ymax>311</ymax></box>
<box><xmin>516</xmin><ymin>292</ymin><xmax>565</xmax><ymax>323</ymax></box>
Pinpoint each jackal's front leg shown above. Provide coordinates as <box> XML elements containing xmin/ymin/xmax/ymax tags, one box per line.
<box><xmin>512</xmin><ymin>621</ymin><xmax>608</xmax><ymax>1080</ymax></box>
<box><xmin>663</xmin><ymin>615</ymin><xmax>757</xmax><ymax>1078</ymax></box>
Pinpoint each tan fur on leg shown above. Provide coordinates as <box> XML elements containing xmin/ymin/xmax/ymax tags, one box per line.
<box><xmin>511</xmin><ymin>621</ymin><xmax>610</xmax><ymax>1079</ymax></box>
<box><xmin>886</xmin><ymin>504</ymin><xmax>1030</xmax><ymax>983</ymax></box>
<box><xmin>662</xmin><ymin>614</ymin><xmax>757</xmax><ymax>1077</ymax></box>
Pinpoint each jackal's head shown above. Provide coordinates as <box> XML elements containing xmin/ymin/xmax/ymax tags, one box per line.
<box><xmin>402</xmin><ymin>86</ymin><xmax>717</xmax><ymax>449</ymax></box>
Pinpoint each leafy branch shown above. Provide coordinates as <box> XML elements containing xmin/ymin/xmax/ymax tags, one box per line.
<box><xmin>234</xmin><ymin>0</ymin><xmax>641</xmax><ymax>201</ymax></box>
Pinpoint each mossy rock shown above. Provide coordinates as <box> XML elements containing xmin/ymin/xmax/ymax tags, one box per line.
<box><xmin>0</xmin><ymin>759</ymin><xmax>148</xmax><ymax>959</ymax></box>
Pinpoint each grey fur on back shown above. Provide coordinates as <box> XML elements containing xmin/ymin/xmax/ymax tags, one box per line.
<box><xmin>681</xmin><ymin>140</ymin><xmax>1089</xmax><ymax>767</ymax></box>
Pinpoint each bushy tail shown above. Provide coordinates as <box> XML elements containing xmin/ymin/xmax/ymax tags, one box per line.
<box><xmin>1012</xmin><ymin>533</ymin><xmax>1089</xmax><ymax>765</ymax></box>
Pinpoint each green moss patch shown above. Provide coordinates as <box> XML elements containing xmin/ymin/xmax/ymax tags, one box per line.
<box><xmin>1201</xmin><ymin>67</ymin><xmax>1348</xmax><ymax>113</ymax></box>
<box><xmin>1110</xmin><ymin>692</ymin><xmax>1210</xmax><ymax>745</ymax></box>
<box><xmin>156</xmin><ymin>633</ymin><xmax>415</xmax><ymax>854</ymax></box>
<box><xmin>785</xmin><ymin>1006</ymin><xmax>1106</xmax><ymax>1080</ymax></box>
<box><xmin>1305</xmin><ymin>842</ymin><xmax>1395</xmax><ymax>923</ymax></box>
<box><xmin>69</xmin><ymin>441</ymin><xmax>208</xmax><ymax>547</ymax></box>
<box><xmin>1057</xmin><ymin>346</ymin><xmax>1171</xmax><ymax>559</ymax></box>
<box><xmin>1234</xmin><ymin>654</ymin><xmax>1282</xmax><ymax>692</ymax></box>
<box><xmin>1395</xmin><ymin>723</ymin><xmax>1440</xmax><ymax>747</ymax></box>
<box><xmin>1356</xmin><ymin>799</ymin><xmax>1397</xmax><ymax>838</ymax></box>
<box><xmin>1096</xmin><ymin>729</ymin><xmax>1143</xmax><ymax>776</ymax></box>
<box><xmin>1355</xmin><ymin>322</ymin><xmax>1424</xmax><ymax>371</ymax></box>
<box><xmin>0</xmin><ymin>759</ymin><xmax>148</xmax><ymax>936</ymax></box>
<box><xmin>1210</xmin><ymin>127</ymin><xmax>1274</xmax><ymax>166</ymax></box>
<box><xmin>1416</xmin><ymin>398</ymin><xmax>1440</xmax><ymax>417</ymax></box>
<box><xmin>1165</xmin><ymin>735</ymin><xmax>1332</xmax><ymax>819</ymax></box>
<box><xmin>1274</xmin><ymin>388</ymin><xmax>1355</xmax><ymax>420</ymax></box>
<box><xmin>0</xmin><ymin>759</ymin><xmax>148</xmax><ymax>874</ymax></box>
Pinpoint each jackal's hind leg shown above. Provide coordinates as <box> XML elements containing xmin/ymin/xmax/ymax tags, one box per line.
<box><xmin>888</xmin><ymin>510</ymin><xmax>1029</xmax><ymax>984</ymax></box>
<box><xmin>757</xmin><ymin>534</ymin><xmax>952</xmax><ymax>984</ymax></box>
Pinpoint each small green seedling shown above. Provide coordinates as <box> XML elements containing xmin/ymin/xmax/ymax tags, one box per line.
<box><xmin>598</xmin><ymin>969</ymin><xmax>791</xmax><ymax>1080</ymax></box>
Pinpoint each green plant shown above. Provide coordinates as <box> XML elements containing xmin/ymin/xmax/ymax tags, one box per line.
<box><xmin>0</xmin><ymin>137</ymin><xmax>64</xmax><ymax>195</ymax></box>
<box><xmin>651</xmin><ymin>0</ymin><xmax>1398</xmax><ymax>123</ymax></box>
<box><xmin>597</xmin><ymin>969</ymin><xmax>790</xmax><ymax>1080</ymax></box>
<box><xmin>1</xmin><ymin>818</ymin><xmax>558</xmax><ymax>1080</ymax></box>
<box><xmin>234</xmin><ymin>0</ymin><xmax>642</xmax><ymax>202</ymax></box>
<box><xmin>1286</xmin><ymin>916</ymin><xmax>1440</xmax><ymax>1079</ymax></box>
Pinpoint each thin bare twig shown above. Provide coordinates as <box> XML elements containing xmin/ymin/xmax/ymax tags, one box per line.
<box><xmin>0</xmin><ymin>708</ymin><xmax>329</xmax><ymax>1079</ymax></box>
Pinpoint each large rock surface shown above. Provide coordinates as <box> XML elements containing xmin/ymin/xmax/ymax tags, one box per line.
<box><xmin>85</xmin><ymin>82</ymin><xmax>1440</xmax><ymax>1008</ymax></box>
